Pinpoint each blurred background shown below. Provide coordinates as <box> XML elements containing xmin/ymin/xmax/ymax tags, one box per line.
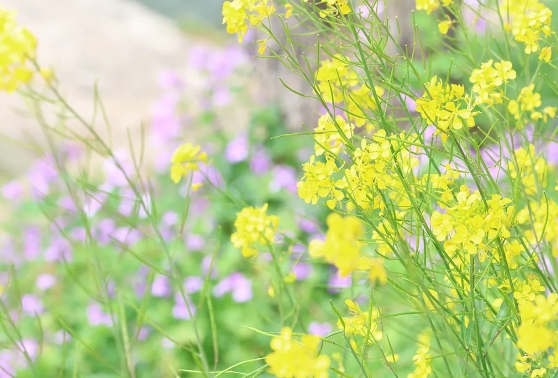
<box><xmin>0</xmin><ymin>0</ymin><xmax>232</xmax><ymax>183</ymax></box>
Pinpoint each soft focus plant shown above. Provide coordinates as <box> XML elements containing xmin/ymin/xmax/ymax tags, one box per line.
<box><xmin>3</xmin><ymin>0</ymin><xmax>558</xmax><ymax>377</ymax></box>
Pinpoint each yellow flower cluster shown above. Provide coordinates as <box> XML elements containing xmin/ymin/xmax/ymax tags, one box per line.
<box><xmin>315</xmin><ymin>55</ymin><xmax>384</xmax><ymax>127</ymax></box>
<box><xmin>265</xmin><ymin>327</ymin><xmax>330</xmax><ymax>378</ymax></box>
<box><xmin>517</xmin><ymin>199</ymin><xmax>558</xmax><ymax>257</ymax></box>
<box><xmin>508</xmin><ymin>85</ymin><xmax>542</xmax><ymax>124</ymax></box>
<box><xmin>338</xmin><ymin>300</ymin><xmax>383</xmax><ymax>344</ymax></box>
<box><xmin>515</xmin><ymin>291</ymin><xmax>558</xmax><ymax>373</ymax></box>
<box><xmin>222</xmin><ymin>0</ymin><xmax>276</xmax><ymax>42</ymax></box>
<box><xmin>231</xmin><ymin>204</ymin><xmax>279</xmax><ymax>257</ymax></box>
<box><xmin>309</xmin><ymin>213</ymin><xmax>387</xmax><ymax>283</ymax></box>
<box><xmin>509</xmin><ymin>145</ymin><xmax>548</xmax><ymax>197</ymax></box>
<box><xmin>0</xmin><ymin>7</ymin><xmax>37</xmax><ymax>92</ymax></box>
<box><xmin>170</xmin><ymin>143</ymin><xmax>208</xmax><ymax>184</ymax></box>
<box><xmin>297</xmin><ymin>155</ymin><xmax>346</xmax><ymax>209</ymax></box>
<box><xmin>430</xmin><ymin>186</ymin><xmax>514</xmax><ymax>256</ymax></box>
<box><xmin>408</xmin><ymin>334</ymin><xmax>432</xmax><ymax>378</ymax></box>
<box><xmin>415</xmin><ymin>0</ymin><xmax>453</xmax><ymax>15</ymax></box>
<box><xmin>511</xmin><ymin>5</ymin><xmax>552</xmax><ymax>54</ymax></box>
<box><xmin>313</xmin><ymin>114</ymin><xmax>354</xmax><ymax>156</ymax></box>
<box><xmin>469</xmin><ymin>60</ymin><xmax>516</xmax><ymax>105</ymax></box>
<box><xmin>308</xmin><ymin>0</ymin><xmax>351</xmax><ymax>18</ymax></box>
<box><xmin>416</xmin><ymin>76</ymin><xmax>477</xmax><ymax>142</ymax></box>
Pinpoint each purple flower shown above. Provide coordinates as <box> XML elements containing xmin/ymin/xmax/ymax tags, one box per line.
<box><xmin>58</xmin><ymin>197</ymin><xmax>76</xmax><ymax>212</ymax></box>
<box><xmin>26</xmin><ymin>155</ymin><xmax>58</xmax><ymax>197</ymax></box>
<box><xmin>546</xmin><ymin>142</ymin><xmax>558</xmax><ymax>165</ymax></box>
<box><xmin>308</xmin><ymin>322</ymin><xmax>332</xmax><ymax>337</ymax></box>
<box><xmin>83</xmin><ymin>192</ymin><xmax>107</xmax><ymax>218</ymax></box>
<box><xmin>95</xmin><ymin>219</ymin><xmax>116</xmax><ymax>246</ymax></box>
<box><xmin>188</xmin><ymin>45</ymin><xmax>209</xmax><ymax>70</ymax></box>
<box><xmin>0</xmin><ymin>350</ymin><xmax>15</xmax><ymax>377</ymax></box>
<box><xmin>213</xmin><ymin>273</ymin><xmax>253</xmax><ymax>302</ymax></box>
<box><xmin>17</xmin><ymin>339</ymin><xmax>39</xmax><ymax>362</ymax></box>
<box><xmin>87</xmin><ymin>303</ymin><xmax>112</xmax><ymax>326</ymax></box>
<box><xmin>1</xmin><ymin>181</ymin><xmax>24</xmax><ymax>201</ymax></box>
<box><xmin>202</xmin><ymin>256</ymin><xmax>218</xmax><ymax>279</ymax></box>
<box><xmin>185</xmin><ymin>234</ymin><xmax>205</xmax><ymax>251</ymax></box>
<box><xmin>328</xmin><ymin>270</ymin><xmax>352</xmax><ymax>293</ymax></box>
<box><xmin>270</xmin><ymin>165</ymin><xmax>298</xmax><ymax>193</ymax></box>
<box><xmin>212</xmin><ymin>87</ymin><xmax>231</xmax><ymax>106</ymax></box>
<box><xmin>184</xmin><ymin>276</ymin><xmax>204</xmax><ymax>294</ymax></box>
<box><xmin>298</xmin><ymin>218</ymin><xmax>317</xmax><ymax>233</ymax></box>
<box><xmin>249</xmin><ymin>147</ymin><xmax>272</xmax><ymax>175</ymax></box>
<box><xmin>137</xmin><ymin>327</ymin><xmax>150</xmax><ymax>341</ymax></box>
<box><xmin>70</xmin><ymin>227</ymin><xmax>87</xmax><ymax>243</ymax></box>
<box><xmin>44</xmin><ymin>237</ymin><xmax>72</xmax><ymax>262</ymax></box>
<box><xmin>151</xmin><ymin>275</ymin><xmax>171</xmax><ymax>297</ymax></box>
<box><xmin>162</xmin><ymin>211</ymin><xmax>178</xmax><ymax>227</ymax></box>
<box><xmin>191</xmin><ymin>163</ymin><xmax>224</xmax><ymax>188</ymax></box>
<box><xmin>292</xmin><ymin>263</ymin><xmax>312</xmax><ymax>281</ymax></box>
<box><xmin>23</xmin><ymin>226</ymin><xmax>41</xmax><ymax>261</ymax></box>
<box><xmin>21</xmin><ymin>294</ymin><xmax>44</xmax><ymax>315</ymax></box>
<box><xmin>112</xmin><ymin>227</ymin><xmax>142</xmax><ymax>246</ymax></box>
<box><xmin>54</xmin><ymin>330</ymin><xmax>71</xmax><ymax>345</ymax></box>
<box><xmin>172</xmin><ymin>293</ymin><xmax>196</xmax><ymax>320</ymax></box>
<box><xmin>36</xmin><ymin>273</ymin><xmax>56</xmax><ymax>291</ymax></box>
<box><xmin>158</xmin><ymin>70</ymin><xmax>184</xmax><ymax>90</ymax></box>
<box><xmin>103</xmin><ymin>150</ymin><xmax>136</xmax><ymax>188</ymax></box>
<box><xmin>225</xmin><ymin>134</ymin><xmax>249</xmax><ymax>163</ymax></box>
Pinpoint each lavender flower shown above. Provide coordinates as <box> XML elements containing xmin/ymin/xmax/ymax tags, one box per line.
<box><xmin>292</xmin><ymin>263</ymin><xmax>312</xmax><ymax>281</ymax></box>
<box><xmin>225</xmin><ymin>134</ymin><xmax>249</xmax><ymax>163</ymax></box>
<box><xmin>172</xmin><ymin>292</ymin><xmax>196</xmax><ymax>320</ymax></box>
<box><xmin>213</xmin><ymin>273</ymin><xmax>253</xmax><ymax>302</ymax></box>
<box><xmin>270</xmin><ymin>165</ymin><xmax>298</xmax><ymax>193</ymax></box>
<box><xmin>185</xmin><ymin>234</ymin><xmax>205</xmax><ymax>251</ymax></box>
<box><xmin>249</xmin><ymin>147</ymin><xmax>272</xmax><ymax>175</ymax></box>
<box><xmin>1</xmin><ymin>181</ymin><xmax>24</xmax><ymax>201</ymax></box>
<box><xmin>308</xmin><ymin>322</ymin><xmax>332</xmax><ymax>337</ymax></box>
<box><xmin>327</xmin><ymin>270</ymin><xmax>352</xmax><ymax>293</ymax></box>
<box><xmin>23</xmin><ymin>226</ymin><xmax>41</xmax><ymax>261</ymax></box>
<box><xmin>21</xmin><ymin>294</ymin><xmax>44</xmax><ymax>315</ymax></box>
<box><xmin>86</xmin><ymin>303</ymin><xmax>112</xmax><ymax>327</ymax></box>
<box><xmin>36</xmin><ymin>273</ymin><xmax>56</xmax><ymax>291</ymax></box>
<box><xmin>44</xmin><ymin>237</ymin><xmax>72</xmax><ymax>262</ymax></box>
<box><xmin>184</xmin><ymin>276</ymin><xmax>204</xmax><ymax>294</ymax></box>
<box><xmin>151</xmin><ymin>275</ymin><xmax>171</xmax><ymax>297</ymax></box>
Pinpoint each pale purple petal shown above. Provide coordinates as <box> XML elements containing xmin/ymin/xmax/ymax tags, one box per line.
<box><xmin>21</xmin><ymin>294</ymin><xmax>44</xmax><ymax>315</ymax></box>
<box><xmin>151</xmin><ymin>275</ymin><xmax>171</xmax><ymax>297</ymax></box>
<box><xmin>308</xmin><ymin>322</ymin><xmax>332</xmax><ymax>337</ymax></box>
<box><xmin>225</xmin><ymin>134</ymin><xmax>249</xmax><ymax>163</ymax></box>
<box><xmin>36</xmin><ymin>273</ymin><xmax>56</xmax><ymax>291</ymax></box>
<box><xmin>184</xmin><ymin>276</ymin><xmax>204</xmax><ymax>294</ymax></box>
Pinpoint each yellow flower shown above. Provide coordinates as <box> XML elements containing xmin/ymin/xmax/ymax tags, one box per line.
<box><xmin>438</xmin><ymin>18</ymin><xmax>453</xmax><ymax>35</ymax></box>
<box><xmin>230</xmin><ymin>204</ymin><xmax>279</xmax><ymax>257</ymax></box>
<box><xmin>222</xmin><ymin>0</ymin><xmax>276</xmax><ymax>42</ymax></box>
<box><xmin>469</xmin><ymin>60</ymin><xmax>516</xmax><ymax>105</ymax></box>
<box><xmin>0</xmin><ymin>7</ymin><xmax>37</xmax><ymax>92</ymax></box>
<box><xmin>416</xmin><ymin>0</ymin><xmax>453</xmax><ymax>15</ymax></box>
<box><xmin>257</xmin><ymin>38</ymin><xmax>268</xmax><ymax>55</ymax></box>
<box><xmin>284</xmin><ymin>3</ymin><xmax>293</xmax><ymax>18</ymax></box>
<box><xmin>265</xmin><ymin>327</ymin><xmax>330</xmax><ymax>378</ymax></box>
<box><xmin>338</xmin><ymin>300</ymin><xmax>383</xmax><ymax>344</ymax></box>
<box><xmin>539</xmin><ymin>46</ymin><xmax>552</xmax><ymax>62</ymax></box>
<box><xmin>309</xmin><ymin>213</ymin><xmax>367</xmax><ymax>276</ymax></box>
<box><xmin>408</xmin><ymin>334</ymin><xmax>432</xmax><ymax>378</ymax></box>
<box><xmin>170</xmin><ymin>143</ymin><xmax>208</xmax><ymax>184</ymax></box>
<box><xmin>313</xmin><ymin>114</ymin><xmax>354</xmax><ymax>156</ymax></box>
<box><xmin>416</xmin><ymin>76</ymin><xmax>478</xmax><ymax>141</ymax></box>
<box><xmin>515</xmin><ymin>355</ymin><xmax>531</xmax><ymax>373</ymax></box>
<box><xmin>297</xmin><ymin>155</ymin><xmax>347</xmax><ymax>209</ymax></box>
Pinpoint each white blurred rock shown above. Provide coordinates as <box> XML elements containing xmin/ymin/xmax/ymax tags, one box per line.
<box><xmin>0</xmin><ymin>0</ymin><xmax>196</xmax><ymax>178</ymax></box>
